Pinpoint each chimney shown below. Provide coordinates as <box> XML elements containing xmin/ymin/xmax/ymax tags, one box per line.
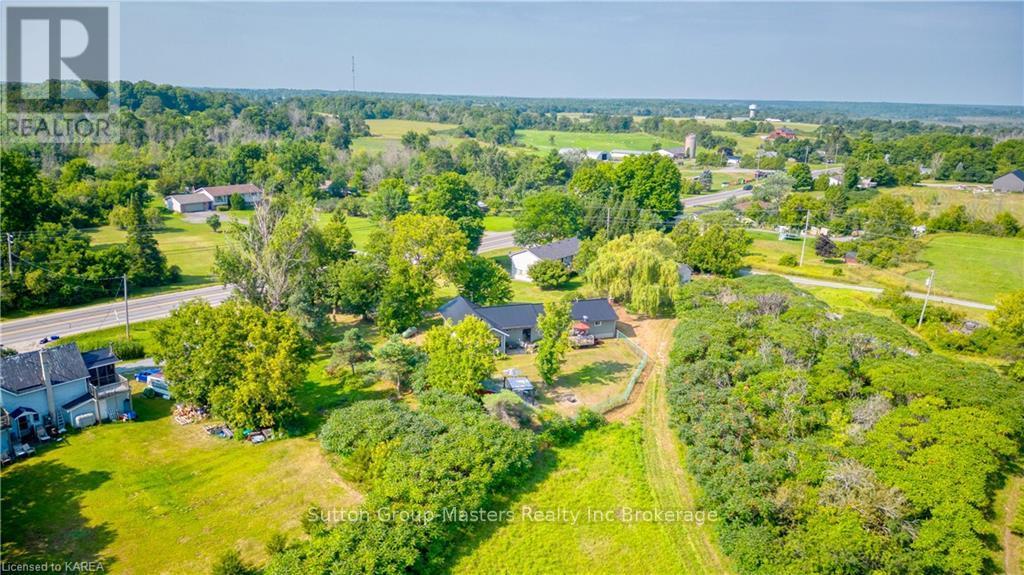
<box><xmin>37</xmin><ymin>349</ymin><xmax>57</xmax><ymax>425</ymax></box>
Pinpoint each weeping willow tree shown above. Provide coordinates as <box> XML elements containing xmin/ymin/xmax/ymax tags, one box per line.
<box><xmin>584</xmin><ymin>230</ymin><xmax>680</xmax><ymax>316</ymax></box>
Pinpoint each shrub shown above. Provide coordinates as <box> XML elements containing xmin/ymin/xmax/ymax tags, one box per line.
<box><xmin>211</xmin><ymin>549</ymin><xmax>255</xmax><ymax>575</ymax></box>
<box><xmin>778</xmin><ymin>254</ymin><xmax>798</xmax><ymax>267</ymax></box>
<box><xmin>832</xmin><ymin>267</ymin><xmax>844</xmax><ymax>277</ymax></box>
<box><xmin>111</xmin><ymin>339</ymin><xmax>146</xmax><ymax>360</ymax></box>
<box><xmin>206</xmin><ymin>214</ymin><xmax>221</xmax><ymax>232</ymax></box>
<box><xmin>216</xmin><ymin>204</ymin><xmax>230</xmax><ymax>212</ymax></box>
<box><xmin>529</xmin><ymin>259</ymin><xmax>571</xmax><ymax>289</ymax></box>
<box><xmin>265</xmin><ymin>532</ymin><xmax>289</xmax><ymax>555</ymax></box>
<box><xmin>229</xmin><ymin>193</ymin><xmax>247</xmax><ymax>211</ymax></box>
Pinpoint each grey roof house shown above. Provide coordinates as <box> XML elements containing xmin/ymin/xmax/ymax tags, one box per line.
<box><xmin>1</xmin><ymin>344</ymin><xmax>133</xmax><ymax>458</ymax></box>
<box><xmin>509</xmin><ymin>237</ymin><xmax>581</xmax><ymax>281</ymax></box>
<box><xmin>993</xmin><ymin>170</ymin><xmax>1024</xmax><ymax>193</ymax></box>
<box><xmin>439</xmin><ymin>296</ymin><xmax>619</xmax><ymax>353</ymax></box>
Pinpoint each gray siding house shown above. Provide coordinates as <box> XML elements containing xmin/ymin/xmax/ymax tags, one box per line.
<box><xmin>439</xmin><ymin>296</ymin><xmax>619</xmax><ymax>353</ymax></box>
<box><xmin>993</xmin><ymin>170</ymin><xmax>1024</xmax><ymax>193</ymax></box>
<box><xmin>1</xmin><ymin>344</ymin><xmax>133</xmax><ymax>455</ymax></box>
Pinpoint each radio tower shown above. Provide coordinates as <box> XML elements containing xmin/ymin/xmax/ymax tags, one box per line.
<box><xmin>351</xmin><ymin>56</ymin><xmax>356</xmax><ymax>92</ymax></box>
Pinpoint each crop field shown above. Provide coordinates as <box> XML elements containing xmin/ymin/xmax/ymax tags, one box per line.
<box><xmin>0</xmin><ymin>365</ymin><xmax>362</xmax><ymax>574</ymax></box>
<box><xmin>449</xmin><ymin>423</ymin><xmax>726</xmax><ymax>574</ymax></box>
<box><xmin>351</xmin><ymin>118</ymin><xmax>459</xmax><ymax>153</ymax></box>
<box><xmin>515</xmin><ymin>129</ymin><xmax>683</xmax><ymax>153</ymax></box>
<box><xmin>882</xmin><ymin>185</ymin><xmax>1024</xmax><ymax>222</ymax></box>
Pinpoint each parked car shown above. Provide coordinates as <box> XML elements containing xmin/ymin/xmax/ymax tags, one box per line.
<box><xmin>135</xmin><ymin>368</ymin><xmax>160</xmax><ymax>382</ymax></box>
<box><xmin>742</xmin><ymin>184</ymin><xmax>753</xmax><ymax>191</ymax></box>
<box><xmin>38</xmin><ymin>335</ymin><xmax>60</xmax><ymax>344</ymax></box>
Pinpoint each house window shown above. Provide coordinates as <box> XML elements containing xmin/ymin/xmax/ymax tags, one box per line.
<box><xmin>594</xmin><ymin>321</ymin><xmax>602</xmax><ymax>326</ymax></box>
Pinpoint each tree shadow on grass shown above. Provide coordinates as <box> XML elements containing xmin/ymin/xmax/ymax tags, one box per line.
<box><xmin>1</xmin><ymin>461</ymin><xmax>116</xmax><ymax>570</ymax></box>
<box><xmin>556</xmin><ymin>360</ymin><xmax>632</xmax><ymax>389</ymax></box>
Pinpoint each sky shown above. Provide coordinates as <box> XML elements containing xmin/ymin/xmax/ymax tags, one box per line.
<box><xmin>119</xmin><ymin>1</ymin><xmax>1024</xmax><ymax>106</ymax></box>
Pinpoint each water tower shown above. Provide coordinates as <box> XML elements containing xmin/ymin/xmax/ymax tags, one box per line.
<box><xmin>748</xmin><ymin>104</ymin><xmax>758</xmax><ymax>119</ymax></box>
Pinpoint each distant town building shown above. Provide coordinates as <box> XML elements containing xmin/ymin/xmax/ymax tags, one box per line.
<box><xmin>993</xmin><ymin>169</ymin><xmax>1024</xmax><ymax>193</ymax></box>
<box><xmin>764</xmin><ymin>127</ymin><xmax>797</xmax><ymax>142</ymax></box>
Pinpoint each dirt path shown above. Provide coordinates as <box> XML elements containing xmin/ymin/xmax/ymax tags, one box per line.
<box><xmin>609</xmin><ymin>315</ymin><xmax>732</xmax><ymax>573</ymax></box>
<box><xmin>1002</xmin><ymin>475</ymin><xmax>1023</xmax><ymax>575</ymax></box>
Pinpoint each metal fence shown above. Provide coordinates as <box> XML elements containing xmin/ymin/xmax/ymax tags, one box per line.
<box><xmin>593</xmin><ymin>330</ymin><xmax>649</xmax><ymax>414</ymax></box>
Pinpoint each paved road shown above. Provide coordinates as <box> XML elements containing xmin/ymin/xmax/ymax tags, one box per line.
<box><xmin>682</xmin><ymin>167</ymin><xmax>841</xmax><ymax>211</ymax></box>
<box><xmin>749</xmin><ymin>270</ymin><xmax>995</xmax><ymax>310</ymax></box>
<box><xmin>1</xmin><ymin>231</ymin><xmax>519</xmax><ymax>352</ymax></box>
<box><xmin>1</xmin><ymin>285</ymin><xmax>233</xmax><ymax>352</ymax></box>
<box><xmin>477</xmin><ymin>231</ymin><xmax>516</xmax><ymax>253</ymax></box>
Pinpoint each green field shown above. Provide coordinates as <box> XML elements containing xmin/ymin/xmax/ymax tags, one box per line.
<box><xmin>0</xmin><ymin>361</ymin><xmax>362</xmax><ymax>574</ymax></box>
<box><xmin>906</xmin><ymin>233</ymin><xmax>1024</xmax><ymax>304</ymax></box>
<box><xmin>882</xmin><ymin>185</ymin><xmax>1024</xmax><ymax>222</ymax></box>
<box><xmin>89</xmin><ymin>213</ymin><xmax>224</xmax><ymax>288</ymax></box>
<box><xmin>482</xmin><ymin>215</ymin><xmax>515</xmax><ymax>232</ymax></box>
<box><xmin>449</xmin><ymin>423</ymin><xmax>723</xmax><ymax>574</ymax></box>
<box><xmin>351</xmin><ymin>119</ymin><xmax>459</xmax><ymax>153</ymax></box>
<box><xmin>744</xmin><ymin>230</ymin><xmax>1023</xmax><ymax>304</ymax></box>
<box><xmin>515</xmin><ymin>129</ymin><xmax>683</xmax><ymax>153</ymax></box>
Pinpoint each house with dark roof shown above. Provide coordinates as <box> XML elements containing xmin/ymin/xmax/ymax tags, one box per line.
<box><xmin>509</xmin><ymin>237</ymin><xmax>581</xmax><ymax>282</ymax></box>
<box><xmin>439</xmin><ymin>296</ymin><xmax>618</xmax><ymax>353</ymax></box>
<box><xmin>993</xmin><ymin>170</ymin><xmax>1024</xmax><ymax>193</ymax></box>
<box><xmin>0</xmin><ymin>344</ymin><xmax>133</xmax><ymax>452</ymax></box>
<box><xmin>164</xmin><ymin>183</ymin><xmax>264</xmax><ymax>213</ymax></box>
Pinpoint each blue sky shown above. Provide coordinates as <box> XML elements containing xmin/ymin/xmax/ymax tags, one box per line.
<box><xmin>120</xmin><ymin>2</ymin><xmax>1024</xmax><ymax>106</ymax></box>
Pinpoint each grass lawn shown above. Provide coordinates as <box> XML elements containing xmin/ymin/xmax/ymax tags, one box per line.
<box><xmin>744</xmin><ymin>229</ymin><xmax>1022</xmax><ymax>304</ymax></box>
<box><xmin>475</xmin><ymin>248</ymin><xmax>586</xmax><ymax>303</ymax></box>
<box><xmin>89</xmin><ymin>214</ymin><xmax>224</xmax><ymax>288</ymax></box>
<box><xmin>881</xmin><ymin>185</ymin><xmax>1024</xmax><ymax>223</ymax></box>
<box><xmin>905</xmin><ymin>233</ymin><xmax>1024</xmax><ymax>304</ymax></box>
<box><xmin>0</xmin><ymin>367</ymin><xmax>364</xmax><ymax>573</ymax></box>
<box><xmin>448</xmin><ymin>423</ymin><xmax>720</xmax><ymax>574</ymax></box>
<box><xmin>515</xmin><ymin>129</ymin><xmax>683</xmax><ymax>153</ymax></box>
<box><xmin>495</xmin><ymin>340</ymin><xmax>638</xmax><ymax>415</ymax></box>
<box><xmin>483</xmin><ymin>215</ymin><xmax>515</xmax><ymax>232</ymax></box>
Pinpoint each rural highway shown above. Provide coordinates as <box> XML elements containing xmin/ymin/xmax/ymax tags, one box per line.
<box><xmin>1</xmin><ymin>284</ymin><xmax>234</xmax><ymax>352</ymax></box>
<box><xmin>0</xmin><ymin>232</ymin><xmax>520</xmax><ymax>352</ymax></box>
<box><xmin>682</xmin><ymin>167</ymin><xmax>842</xmax><ymax>210</ymax></box>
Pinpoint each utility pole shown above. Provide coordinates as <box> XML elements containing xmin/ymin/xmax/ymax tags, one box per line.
<box><xmin>916</xmin><ymin>271</ymin><xmax>935</xmax><ymax>329</ymax></box>
<box><xmin>351</xmin><ymin>56</ymin><xmax>356</xmax><ymax>91</ymax></box>
<box><xmin>122</xmin><ymin>274</ymin><xmax>131</xmax><ymax>340</ymax></box>
<box><xmin>798</xmin><ymin>210</ymin><xmax>811</xmax><ymax>266</ymax></box>
<box><xmin>6</xmin><ymin>233</ymin><xmax>13</xmax><ymax>275</ymax></box>
<box><xmin>605</xmin><ymin>205</ymin><xmax>612</xmax><ymax>236</ymax></box>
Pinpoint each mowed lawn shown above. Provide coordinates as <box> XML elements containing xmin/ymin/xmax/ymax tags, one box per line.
<box><xmin>495</xmin><ymin>340</ymin><xmax>638</xmax><ymax>415</ymax></box>
<box><xmin>905</xmin><ymin>233</ymin><xmax>1024</xmax><ymax>304</ymax></box>
<box><xmin>744</xmin><ymin>230</ymin><xmax>1023</xmax><ymax>304</ymax></box>
<box><xmin>0</xmin><ymin>379</ymin><xmax>362</xmax><ymax>574</ymax></box>
<box><xmin>351</xmin><ymin>118</ymin><xmax>459</xmax><ymax>153</ymax></box>
<box><xmin>449</xmin><ymin>424</ymin><xmax>720</xmax><ymax>574</ymax></box>
<box><xmin>89</xmin><ymin>214</ymin><xmax>224</xmax><ymax>288</ymax></box>
<box><xmin>515</xmin><ymin>129</ymin><xmax>683</xmax><ymax>153</ymax></box>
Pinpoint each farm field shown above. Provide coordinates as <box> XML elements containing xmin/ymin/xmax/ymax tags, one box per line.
<box><xmin>0</xmin><ymin>371</ymin><xmax>362</xmax><ymax>574</ymax></box>
<box><xmin>515</xmin><ymin>129</ymin><xmax>683</xmax><ymax>153</ymax></box>
<box><xmin>494</xmin><ymin>340</ymin><xmax>638</xmax><ymax>416</ymax></box>
<box><xmin>351</xmin><ymin>118</ymin><xmax>459</xmax><ymax>153</ymax></box>
<box><xmin>744</xmin><ymin>229</ymin><xmax>1023</xmax><ymax>304</ymax></box>
<box><xmin>449</xmin><ymin>423</ymin><xmax>726</xmax><ymax>574</ymax></box>
<box><xmin>881</xmin><ymin>185</ymin><xmax>1024</xmax><ymax>222</ymax></box>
